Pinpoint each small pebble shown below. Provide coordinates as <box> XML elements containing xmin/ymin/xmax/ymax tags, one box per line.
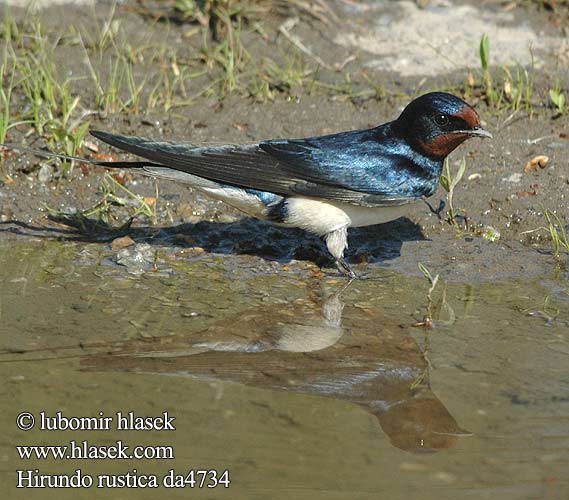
<box><xmin>38</xmin><ymin>163</ymin><xmax>53</xmax><ymax>184</ymax></box>
<box><xmin>111</xmin><ymin>235</ymin><xmax>136</xmax><ymax>251</ymax></box>
<box><xmin>502</xmin><ymin>173</ymin><xmax>523</xmax><ymax>183</ymax></box>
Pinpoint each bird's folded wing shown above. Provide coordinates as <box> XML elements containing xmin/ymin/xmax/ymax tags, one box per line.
<box><xmin>90</xmin><ymin>130</ymin><xmax>430</xmax><ymax>207</ymax></box>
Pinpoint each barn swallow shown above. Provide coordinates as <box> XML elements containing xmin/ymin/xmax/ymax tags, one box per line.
<box><xmin>4</xmin><ymin>92</ymin><xmax>491</xmax><ymax>278</ymax></box>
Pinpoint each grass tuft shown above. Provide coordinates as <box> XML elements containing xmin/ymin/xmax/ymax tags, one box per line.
<box><xmin>544</xmin><ymin>209</ymin><xmax>569</xmax><ymax>258</ymax></box>
<box><xmin>439</xmin><ymin>157</ymin><xmax>467</xmax><ymax>227</ymax></box>
<box><xmin>416</xmin><ymin>263</ymin><xmax>440</xmax><ymax>328</ymax></box>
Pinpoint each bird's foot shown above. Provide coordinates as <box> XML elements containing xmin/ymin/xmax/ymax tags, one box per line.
<box><xmin>336</xmin><ymin>258</ymin><xmax>357</xmax><ymax>281</ymax></box>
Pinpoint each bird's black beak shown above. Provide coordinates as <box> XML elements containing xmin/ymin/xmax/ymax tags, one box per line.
<box><xmin>466</xmin><ymin>126</ymin><xmax>492</xmax><ymax>139</ymax></box>
<box><xmin>451</xmin><ymin>126</ymin><xmax>492</xmax><ymax>139</ymax></box>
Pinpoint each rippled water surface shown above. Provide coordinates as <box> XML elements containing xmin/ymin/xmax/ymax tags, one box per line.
<box><xmin>1</xmin><ymin>237</ymin><xmax>568</xmax><ymax>499</ymax></box>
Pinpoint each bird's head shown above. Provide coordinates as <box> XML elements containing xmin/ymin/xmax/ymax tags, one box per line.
<box><xmin>396</xmin><ymin>92</ymin><xmax>491</xmax><ymax>160</ymax></box>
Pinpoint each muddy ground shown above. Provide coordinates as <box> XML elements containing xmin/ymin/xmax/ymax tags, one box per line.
<box><xmin>0</xmin><ymin>0</ymin><xmax>568</xmax><ymax>281</ymax></box>
<box><xmin>1</xmin><ymin>3</ymin><xmax>569</xmax><ymax>499</ymax></box>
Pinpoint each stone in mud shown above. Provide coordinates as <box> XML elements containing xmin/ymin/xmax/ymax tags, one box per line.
<box><xmin>111</xmin><ymin>235</ymin><xmax>136</xmax><ymax>251</ymax></box>
<box><xmin>114</xmin><ymin>243</ymin><xmax>156</xmax><ymax>274</ymax></box>
<box><xmin>37</xmin><ymin>163</ymin><xmax>53</xmax><ymax>184</ymax></box>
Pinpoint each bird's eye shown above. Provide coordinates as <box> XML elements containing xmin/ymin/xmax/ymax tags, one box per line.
<box><xmin>434</xmin><ymin>114</ymin><xmax>450</xmax><ymax>126</ymax></box>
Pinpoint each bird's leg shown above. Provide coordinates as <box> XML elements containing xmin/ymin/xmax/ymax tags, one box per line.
<box><xmin>325</xmin><ymin>226</ymin><xmax>356</xmax><ymax>280</ymax></box>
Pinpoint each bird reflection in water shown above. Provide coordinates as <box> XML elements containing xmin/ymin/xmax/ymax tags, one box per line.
<box><xmin>83</xmin><ymin>282</ymin><xmax>471</xmax><ymax>453</ymax></box>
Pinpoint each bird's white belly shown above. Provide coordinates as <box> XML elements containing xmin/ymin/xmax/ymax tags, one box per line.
<box><xmin>334</xmin><ymin>201</ymin><xmax>409</xmax><ymax>228</ymax></box>
<box><xmin>284</xmin><ymin>197</ymin><xmax>409</xmax><ymax>235</ymax></box>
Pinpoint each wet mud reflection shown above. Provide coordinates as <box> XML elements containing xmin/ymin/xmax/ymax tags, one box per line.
<box><xmin>83</xmin><ymin>285</ymin><xmax>470</xmax><ymax>453</ymax></box>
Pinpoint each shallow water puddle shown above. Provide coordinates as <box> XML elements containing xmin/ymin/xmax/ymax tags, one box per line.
<box><xmin>1</xmin><ymin>236</ymin><xmax>568</xmax><ymax>499</ymax></box>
